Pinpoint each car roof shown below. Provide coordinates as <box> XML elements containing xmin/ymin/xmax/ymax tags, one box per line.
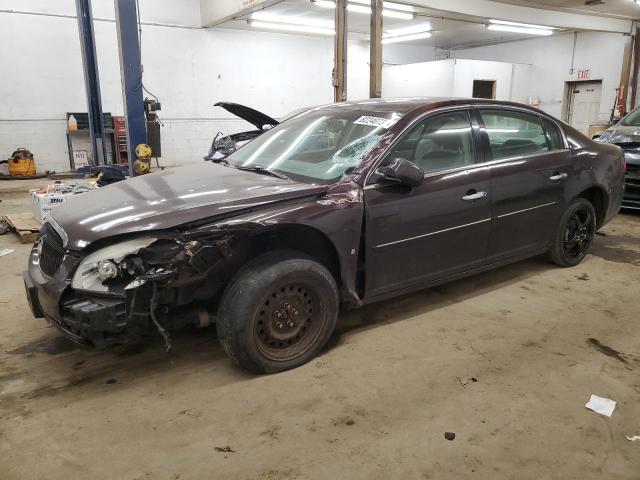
<box><xmin>311</xmin><ymin>97</ymin><xmax>544</xmax><ymax>116</ymax></box>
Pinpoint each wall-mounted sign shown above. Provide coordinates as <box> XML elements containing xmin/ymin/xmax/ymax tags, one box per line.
<box><xmin>73</xmin><ymin>150</ymin><xmax>89</xmax><ymax>168</ymax></box>
<box><xmin>577</xmin><ymin>69</ymin><xmax>591</xmax><ymax>80</ymax></box>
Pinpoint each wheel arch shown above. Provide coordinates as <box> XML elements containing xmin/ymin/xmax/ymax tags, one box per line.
<box><xmin>246</xmin><ymin>223</ymin><xmax>342</xmax><ymax>287</ymax></box>
<box><xmin>576</xmin><ymin>185</ymin><xmax>609</xmax><ymax>229</ymax></box>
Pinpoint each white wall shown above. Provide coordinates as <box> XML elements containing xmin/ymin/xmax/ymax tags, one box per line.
<box><xmin>382</xmin><ymin>58</ymin><xmax>531</xmax><ymax>101</ymax></box>
<box><xmin>452</xmin><ymin>31</ymin><xmax>628</xmax><ymax>122</ymax></box>
<box><xmin>383</xmin><ymin>60</ymin><xmax>455</xmax><ymax>97</ymax></box>
<box><xmin>0</xmin><ymin>4</ymin><xmax>339</xmax><ymax>172</ymax></box>
<box><xmin>0</xmin><ymin>2</ymin><xmax>630</xmax><ymax>172</ymax></box>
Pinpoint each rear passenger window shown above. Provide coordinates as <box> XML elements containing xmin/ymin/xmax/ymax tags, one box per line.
<box><xmin>479</xmin><ymin>110</ymin><xmax>549</xmax><ymax>160</ymax></box>
<box><xmin>387</xmin><ymin>111</ymin><xmax>474</xmax><ymax>173</ymax></box>
<box><xmin>542</xmin><ymin>117</ymin><xmax>565</xmax><ymax>150</ymax></box>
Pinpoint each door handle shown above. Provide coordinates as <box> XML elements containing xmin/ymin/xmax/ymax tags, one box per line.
<box><xmin>549</xmin><ymin>172</ymin><xmax>568</xmax><ymax>182</ymax></box>
<box><xmin>462</xmin><ymin>190</ymin><xmax>487</xmax><ymax>201</ymax></box>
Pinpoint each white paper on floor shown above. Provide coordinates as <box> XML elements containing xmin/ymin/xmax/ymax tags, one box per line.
<box><xmin>0</xmin><ymin>249</ymin><xmax>15</xmax><ymax>257</ymax></box>
<box><xmin>585</xmin><ymin>394</ymin><xmax>617</xmax><ymax>417</ymax></box>
<box><xmin>626</xmin><ymin>435</ymin><xmax>640</xmax><ymax>442</ymax></box>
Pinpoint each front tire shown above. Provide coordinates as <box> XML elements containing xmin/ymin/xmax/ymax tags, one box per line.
<box><xmin>217</xmin><ymin>251</ymin><xmax>339</xmax><ymax>373</ymax></box>
<box><xmin>548</xmin><ymin>198</ymin><xmax>596</xmax><ymax>267</ymax></box>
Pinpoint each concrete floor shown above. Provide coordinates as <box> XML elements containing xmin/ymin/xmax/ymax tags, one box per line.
<box><xmin>1</xmin><ymin>179</ymin><xmax>639</xmax><ymax>480</ymax></box>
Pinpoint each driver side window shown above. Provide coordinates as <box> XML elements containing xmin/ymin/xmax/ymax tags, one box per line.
<box><xmin>386</xmin><ymin>110</ymin><xmax>475</xmax><ymax>173</ymax></box>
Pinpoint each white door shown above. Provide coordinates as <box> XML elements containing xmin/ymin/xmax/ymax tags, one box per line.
<box><xmin>568</xmin><ymin>82</ymin><xmax>602</xmax><ymax>135</ymax></box>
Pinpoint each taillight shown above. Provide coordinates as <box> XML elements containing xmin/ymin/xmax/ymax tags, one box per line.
<box><xmin>624</xmin><ymin>161</ymin><xmax>628</xmax><ymax>171</ymax></box>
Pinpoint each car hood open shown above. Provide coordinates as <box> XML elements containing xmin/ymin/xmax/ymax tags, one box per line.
<box><xmin>215</xmin><ymin>102</ymin><xmax>279</xmax><ymax>130</ymax></box>
<box><xmin>51</xmin><ymin>163</ymin><xmax>327</xmax><ymax>250</ymax></box>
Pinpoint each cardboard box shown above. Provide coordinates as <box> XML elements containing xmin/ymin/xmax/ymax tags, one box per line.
<box><xmin>29</xmin><ymin>183</ymin><xmax>95</xmax><ymax>223</ymax></box>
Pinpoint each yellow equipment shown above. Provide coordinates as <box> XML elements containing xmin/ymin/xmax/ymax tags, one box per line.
<box><xmin>8</xmin><ymin>148</ymin><xmax>37</xmax><ymax>176</ymax></box>
<box><xmin>133</xmin><ymin>144</ymin><xmax>152</xmax><ymax>175</ymax></box>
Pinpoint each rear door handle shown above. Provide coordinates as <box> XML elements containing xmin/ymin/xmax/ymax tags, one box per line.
<box><xmin>462</xmin><ymin>190</ymin><xmax>487</xmax><ymax>201</ymax></box>
<box><xmin>549</xmin><ymin>172</ymin><xmax>568</xmax><ymax>182</ymax></box>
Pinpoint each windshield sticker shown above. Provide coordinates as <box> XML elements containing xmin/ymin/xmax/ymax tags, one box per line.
<box><xmin>353</xmin><ymin>116</ymin><xmax>397</xmax><ymax>129</ymax></box>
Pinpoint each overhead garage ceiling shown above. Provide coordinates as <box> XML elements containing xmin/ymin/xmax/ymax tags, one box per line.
<box><xmin>493</xmin><ymin>0</ymin><xmax>640</xmax><ymax>19</ymax></box>
<box><xmin>219</xmin><ymin>0</ymin><xmax>581</xmax><ymax>50</ymax></box>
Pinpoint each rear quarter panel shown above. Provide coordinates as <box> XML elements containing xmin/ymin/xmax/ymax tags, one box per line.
<box><xmin>563</xmin><ymin>125</ymin><xmax>625</xmax><ymax>225</ymax></box>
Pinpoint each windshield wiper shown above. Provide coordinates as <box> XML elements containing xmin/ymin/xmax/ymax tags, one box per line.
<box><xmin>235</xmin><ymin>165</ymin><xmax>290</xmax><ymax>180</ymax></box>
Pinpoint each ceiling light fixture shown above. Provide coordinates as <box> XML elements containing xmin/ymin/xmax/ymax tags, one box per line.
<box><xmin>489</xmin><ymin>19</ymin><xmax>557</xmax><ymax>30</ymax></box>
<box><xmin>252</xmin><ymin>10</ymin><xmax>334</xmax><ymax>28</ymax></box>
<box><xmin>381</xmin><ymin>31</ymin><xmax>432</xmax><ymax>44</ymax></box>
<box><xmin>350</xmin><ymin>0</ymin><xmax>415</xmax><ymax>12</ymax></box>
<box><xmin>312</xmin><ymin>0</ymin><xmax>415</xmax><ymax>20</ymax></box>
<box><xmin>385</xmin><ymin>23</ymin><xmax>431</xmax><ymax>36</ymax></box>
<box><xmin>250</xmin><ymin>20</ymin><xmax>335</xmax><ymax>35</ymax></box>
<box><xmin>487</xmin><ymin>24</ymin><xmax>554</xmax><ymax>36</ymax></box>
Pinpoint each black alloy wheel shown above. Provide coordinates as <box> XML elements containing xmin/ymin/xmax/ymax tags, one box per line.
<box><xmin>549</xmin><ymin>198</ymin><xmax>596</xmax><ymax>267</ymax></box>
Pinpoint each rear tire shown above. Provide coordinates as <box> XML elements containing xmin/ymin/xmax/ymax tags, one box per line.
<box><xmin>217</xmin><ymin>251</ymin><xmax>339</xmax><ymax>373</ymax></box>
<box><xmin>548</xmin><ymin>198</ymin><xmax>596</xmax><ymax>267</ymax></box>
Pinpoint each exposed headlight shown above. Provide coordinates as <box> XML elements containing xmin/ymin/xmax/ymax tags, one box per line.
<box><xmin>72</xmin><ymin>237</ymin><xmax>157</xmax><ymax>292</ymax></box>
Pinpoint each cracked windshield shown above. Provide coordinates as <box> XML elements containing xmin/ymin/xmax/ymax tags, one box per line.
<box><xmin>225</xmin><ymin>108</ymin><xmax>402</xmax><ymax>184</ymax></box>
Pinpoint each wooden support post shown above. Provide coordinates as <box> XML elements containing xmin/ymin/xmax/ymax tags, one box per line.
<box><xmin>369</xmin><ymin>0</ymin><xmax>383</xmax><ymax>98</ymax></box>
<box><xmin>333</xmin><ymin>0</ymin><xmax>347</xmax><ymax>102</ymax></box>
<box><xmin>617</xmin><ymin>35</ymin><xmax>634</xmax><ymax>117</ymax></box>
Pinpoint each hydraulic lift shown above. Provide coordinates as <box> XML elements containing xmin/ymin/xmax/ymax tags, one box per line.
<box><xmin>74</xmin><ymin>0</ymin><xmax>157</xmax><ymax>177</ymax></box>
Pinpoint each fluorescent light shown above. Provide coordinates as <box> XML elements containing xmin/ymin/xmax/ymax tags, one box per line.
<box><xmin>312</xmin><ymin>0</ymin><xmax>414</xmax><ymax>19</ymax></box>
<box><xmin>385</xmin><ymin>23</ymin><xmax>431</xmax><ymax>36</ymax></box>
<box><xmin>251</xmin><ymin>20</ymin><xmax>335</xmax><ymax>35</ymax></box>
<box><xmin>382</xmin><ymin>1</ymin><xmax>415</xmax><ymax>12</ymax></box>
<box><xmin>489</xmin><ymin>19</ymin><xmax>556</xmax><ymax>30</ymax></box>
<box><xmin>350</xmin><ymin>0</ymin><xmax>415</xmax><ymax>11</ymax></box>
<box><xmin>313</xmin><ymin>0</ymin><xmax>336</xmax><ymax>7</ymax></box>
<box><xmin>487</xmin><ymin>24</ymin><xmax>553</xmax><ymax>36</ymax></box>
<box><xmin>382</xmin><ymin>31</ymin><xmax>432</xmax><ymax>44</ymax></box>
<box><xmin>381</xmin><ymin>9</ymin><xmax>413</xmax><ymax>20</ymax></box>
<box><xmin>252</xmin><ymin>10</ymin><xmax>333</xmax><ymax>28</ymax></box>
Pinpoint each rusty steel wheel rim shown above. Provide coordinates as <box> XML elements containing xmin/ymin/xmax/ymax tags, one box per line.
<box><xmin>254</xmin><ymin>282</ymin><xmax>324</xmax><ymax>362</ymax></box>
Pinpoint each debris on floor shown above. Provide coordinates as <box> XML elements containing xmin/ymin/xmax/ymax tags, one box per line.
<box><xmin>587</xmin><ymin>338</ymin><xmax>629</xmax><ymax>364</ymax></box>
<box><xmin>576</xmin><ymin>273</ymin><xmax>590</xmax><ymax>281</ymax></box>
<box><xmin>626</xmin><ymin>435</ymin><xmax>640</xmax><ymax>442</ymax></box>
<box><xmin>214</xmin><ymin>446</ymin><xmax>235</xmax><ymax>453</ymax></box>
<box><xmin>457</xmin><ymin>376</ymin><xmax>478</xmax><ymax>387</ymax></box>
<box><xmin>444</xmin><ymin>432</ymin><xmax>456</xmax><ymax>441</ymax></box>
<box><xmin>585</xmin><ymin>394</ymin><xmax>616</xmax><ymax>417</ymax></box>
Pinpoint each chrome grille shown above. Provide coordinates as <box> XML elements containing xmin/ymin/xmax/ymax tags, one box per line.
<box><xmin>39</xmin><ymin>222</ymin><xmax>66</xmax><ymax>277</ymax></box>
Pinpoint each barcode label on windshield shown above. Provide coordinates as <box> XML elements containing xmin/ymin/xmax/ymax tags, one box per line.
<box><xmin>353</xmin><ymin>116</ymin><xmax>397</xmax><ymax>129</ymax></box>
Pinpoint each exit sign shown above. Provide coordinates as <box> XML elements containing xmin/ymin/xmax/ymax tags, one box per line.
<box><xmin>577</xmin><ymin>69</ymin><xmax>591</xmax><ymax>80</ymax></box>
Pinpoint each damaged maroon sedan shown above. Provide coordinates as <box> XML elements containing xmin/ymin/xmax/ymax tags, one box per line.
<box><xmin>24</xmin><ymin>98</ymin><xmax>624</xmax><ymax>373</ymax></box>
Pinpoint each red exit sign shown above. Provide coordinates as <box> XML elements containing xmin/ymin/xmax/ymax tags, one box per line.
<box><xmin>577</xmin><ymin>69</ymin><xmax>591</xmax><ymax>80</ymax></box>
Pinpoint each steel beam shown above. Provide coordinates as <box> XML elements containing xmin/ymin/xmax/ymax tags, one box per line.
<box><xmin>369</xmin><ymin>0</ymin><xmax>383</xmax><ymax>98</ymax></box>
<box><xmin>114</xmin><ymin>0</ymin><xmax>147</xmax><ymax>175</ymax></box>
<box><xmin>75</xmin><ymin>0</ymin><xmax>107</xmax><ymax>166</ymax></box>
<box><xmin>630</xmin><ymin>27</ymin><xmax>640</xmax><ymax>111</ymax></box>
<box><xmin>333</xmin><ymin>0</ymin><xmax>348</xmax><ymax>102</ymax></box>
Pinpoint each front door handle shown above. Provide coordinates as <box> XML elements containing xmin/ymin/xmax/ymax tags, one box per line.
<box><xmin>549</xmin><ymin>172</ymin><xmax>568</xmax><ymax>182</ymax></box>
<box><xmin>462</xmin><ymin>190</ymin><xmax>487</xmax><ymax>202</ymax></box>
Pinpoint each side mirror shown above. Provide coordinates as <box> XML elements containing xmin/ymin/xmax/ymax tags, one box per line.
<box><xmin>376</xmin><ymin>158</ymin><xmax>424</xmax><ymax>187</ymax></box>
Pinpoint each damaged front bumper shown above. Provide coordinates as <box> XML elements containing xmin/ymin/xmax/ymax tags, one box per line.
<box><xmin>24</xmin><ymin>232</ymin><xmax>230</xmax><ymax>349</ymax></box>
<box><xmin>24</xmin><ymin>247</ymin><xmax>131</xmax><ymax>347</ymax></box>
